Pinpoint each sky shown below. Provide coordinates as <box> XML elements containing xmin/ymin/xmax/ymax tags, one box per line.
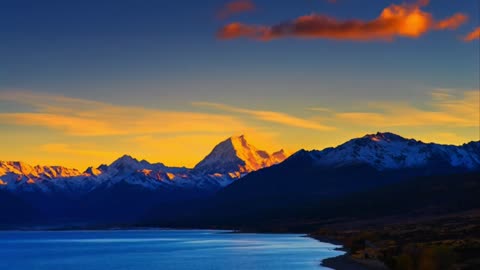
<box><xmin>0</xmin><ymin>0</ymin><xmax>479</xmax><ymax>170</ymax></box>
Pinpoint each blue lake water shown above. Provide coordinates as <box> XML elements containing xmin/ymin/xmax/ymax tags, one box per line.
<box><xmin>0</xmin><ymin>230</ymin><xmax>343</xmax><ymax>270</ymax></box>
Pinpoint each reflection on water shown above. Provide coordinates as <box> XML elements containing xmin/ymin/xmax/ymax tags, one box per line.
<box><xmin>0</xmin><ymin>230</ymin><xmax>343</xmax><ymax>270</ymax></box>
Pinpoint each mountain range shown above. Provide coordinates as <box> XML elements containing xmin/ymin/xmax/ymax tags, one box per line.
<box><xmin>145</xmin><ymin>132</ymin><xmax>480</xmax><ymax>228</ymax></box>
<box><xmin>0</xmin><ymin>135</ymin><xmax>287</xmax><ymax>195</ymax></box>
<box><xmin>1</xmin><ymin>132</ymin><xmax>479</xmax><ymax>227</ymax></box>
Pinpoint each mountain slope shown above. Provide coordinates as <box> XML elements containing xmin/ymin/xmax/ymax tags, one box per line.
<box><xmin>161</xmin><ymin>172</ymin><xmax>480</xmax><ymax>230</ymax></box>
<box><xmin>309</xmin><ymin>132</ymin><xmax>480</xmax><ymax>170</ymax></box>
<box><xmin>0</xmin><ymin>135</ymin><xmax>287</xmax><ymax>225</ymax></box>
<box><xmin>209</xmin><ymin>132</ymin><xmax>480</xmax><ymax>216</ymax></box>
<box><xmin>0</xmin><ymin>190</ymin><xmax>39</xmax><ymax>227</ymax></box>
<box><xmin>194</xmin><ymin>135</ymin><xmax>287</xmax><ymax>176</ymax></box>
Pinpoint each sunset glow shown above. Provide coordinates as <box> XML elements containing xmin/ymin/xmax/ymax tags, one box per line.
<box><xmin>0</xmin><ymin>0</ymin><xmax>478</xmax><ymax>170</ymax></box>
<box><xmin>1</xmin><ymin>2</ymin><xmax>479</xmax><ymax>268</ymax></box>
<box><xmin>218</xmin><ymin>1</ymin><xmax>468</xmax><ymax>41</ymax></box>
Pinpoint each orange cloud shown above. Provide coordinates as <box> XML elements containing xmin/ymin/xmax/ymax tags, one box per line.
<box><xmin>218</xmin><ymin>0</ymin><xmax>255</xmax><ymax>19</ymax></box>
<box><xmin>464</xmin><ymin>26</ymin><xmax>480</xmax><ymax>42</ymax></box>
<box><xmin>435</xmin><ymin>13</ymin><xmax>468</xmax><ymax>30</ymax></box>
<box><xmin>217</xmin><ymin>1</ymin><xmax>467</xmax><ymax>41</ymax></box>
<box><xmin>217</xmin><ymin>22</ymin><xmax>267</xmax><ymax>39</ymax></box>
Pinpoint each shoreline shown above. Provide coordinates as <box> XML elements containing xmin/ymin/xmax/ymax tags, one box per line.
<box><xmin>321</xmin><ymin>254</ymin><xmax>365</xmax><ymax>270</ymax></box>
<box><xmin>309</xmin><ymin>234</ymin><xmax>384</xmax><ymax>270</ymax></box>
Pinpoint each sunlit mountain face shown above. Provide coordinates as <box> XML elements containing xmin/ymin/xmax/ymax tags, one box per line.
<box><xmin>194</xmin><ymin>135</ymin><xmax>287</xmax><ymax>175</ymax></box>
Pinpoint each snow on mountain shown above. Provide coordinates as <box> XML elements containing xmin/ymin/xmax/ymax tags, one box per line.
<box><xmin>88</xmin><ymin>155</ymin><xmax>193</xmax><ymax>190</ymax></box>
<box><xmin>299</xmin><ymin>132</ymin><xmax>480</xmax><ymax>170</ymax></box>
<box><xmin>0</xmin><ymin>161</ymin><xmax>85</xmax><ymax>193</ymax></box>
<box><xmin>2</xmin><ymin>132</ymin><xmax>477</xmax><ymax>195</ymax></box>
<box><xmin>0</xmin><ymin>135</ymin><xmax>287</xmax><ymax>193</ymax></box>
<box><xmin>194</xmin><ymin>135</ymin><xmax>287</xmax><ymax>176</ymax></box>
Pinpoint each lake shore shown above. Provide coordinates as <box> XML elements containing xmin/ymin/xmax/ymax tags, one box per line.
<box><xmin>321</xmin><ymin>254</ymin><xmax>370</xmax><ymax>270</ymax></box>
<box><xmin>309</xmin><ymin>235</ymin><xmax>382</xmax><ymax>270</ymax></box>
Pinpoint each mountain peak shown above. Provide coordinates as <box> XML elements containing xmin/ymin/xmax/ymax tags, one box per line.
<box><xmin>363</xmin><ymin>132</ymin><xmax>407</xmax><ymax>143</ymax></box>
<box><xmin>194</xmin><ymin>135</ymin><xmax>287</xmax><ymax>174</ymax></box>
<box><xmin>307</xmin><ymin>131</ymin><xmax>480</xmax><ymax>170</ymax></box>
<box><xmin>227</xmin><ymin>134</ymin><xmax>248</xmax><ymax>149</ymax></box>
<box><xmin>232</xmin><ymin>134</ymin><xmax>245</xmax><ymax>140</ymax></box>
<box><xmin>118</xmin><ymin>154</ymin><xmax>137</xmax><ymax>160</ymax></box>
<box><xmin>110</xmin><ymin>154</ymin><xmax>143</xmax><ymax>170</ymax></box>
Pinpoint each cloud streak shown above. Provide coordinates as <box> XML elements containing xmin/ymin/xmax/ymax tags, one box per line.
<box><xmin>0</xmin><ymin>92</ymin><xmax>250</xmax><ymax>136</ymax></box>
<box><xmin>331</xmin><ymin>90</ymin><xmax>479</xmax><ymax>128</ymax></box>
<box><xmin>218</xmin><ymin>0</ymin><xmax>255</xmax><ymax>20</ymax></box>
<box><xmin>0</xmin><ymin>89</ymin><xmax>476</xmax><ymax>149</ymax></box>
<box><xmin>435</xmin><ymin>13</ymin><xmax>468</xmax><ymax>30</ymax></box>
<box><xmin>464</xmin><ymin>26</ymin><xmax>480</xmax><ymax>42</ymax></box>
<box><xmin>39</xmin><ymin>143</ymin><xmax>117</xmax><ymax>158</ymax></box>
<box><xmin>217</xmin><ymin>1</ymin><xmax>467</xmax><ymax>41</ymax></box>
<box><xmin>193</xmin><ymin>102</ymin><xmax>335</xmax><ymax>131</ymax></box>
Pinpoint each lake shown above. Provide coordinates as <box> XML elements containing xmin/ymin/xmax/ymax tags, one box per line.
<box><xmin>0</xmin><ymin>230</ymin><xmax>343</xmax><ymax>270</ymax></box>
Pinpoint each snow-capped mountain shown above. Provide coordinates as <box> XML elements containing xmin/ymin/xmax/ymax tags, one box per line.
<box><xmin>298</xmin><ymin>132</ymin><xmax>480</xmax><ymax>170</ymax></box>
<box><xmin>2</xmin><ymin>132</ymin><xmax>479</xmax><ymax>226</ymax></box>
<box><xmin>0</xmin><ymin>161</ymin><xmax>85</xmax><ymax>193</ymax></box>
<box><xmin>2</xmin><ymin>132</ymin><xmax>478</xmax><ymax>196</ymax></box>
<box><xmin>85</xmin><ymin>155</ymin><xmax>193</xmax><ymax>190</ymax></box>
<box><xmin>0</xmin><ymin>135</ymin><xmax>288</xmax><ymax>194</ymax></box>
<box><xmin>215</xmin><ymin>132</ymin><xmax>480</xmax><ymax>210</ymax></box>
<box><xmin>194</xmin><ymin>135</ymin><xmax>287</xmax><ymax>177</ymax></box>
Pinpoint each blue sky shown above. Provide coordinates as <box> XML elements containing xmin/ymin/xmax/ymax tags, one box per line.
<box><xmin>0</xmin><ymin>0</ymin><xmax>478</xmax><ymax>168</ymax></box>
<box><xmin>1</xmin><ymin>0</ymin><xmax>477</xmax><ymax>105</ymax></box>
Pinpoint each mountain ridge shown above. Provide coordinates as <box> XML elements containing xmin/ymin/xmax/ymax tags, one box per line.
<box><xmin>1</xmin><ymin>132</ymin><xmax>478</xmax><ymax>195</ymax></box>
<box><xmin>0</xmin><ymin>135</ymin><xmax>288</xmax><ymax>194</ymax></box>
<box><xmin>289</xmin><ymin>132</ymin><xmax>480</xmax><ymax>170</ymax></box>
<box><xmin>1</xmin><ymin>131</ymin><xmax>479</xmax><ymax>226</ymax></box>
<box><xmin>194</xmin><ymin>135</ymin><xmax>287</xmax><ymax>176</ymax></box>
<box><xmin>3</xmin><ymin>132</ymin><xmax>476</xmax><ymax>173</ymax></box>
<box><xmin>211</xmin><ymin>132</ymin><xmax>480</xmax><ymax>212</ymax></box>
<box><xmin>1</xmin><ymin>132</ymin><xmax>479</xmax><ymax>198</ymax></box>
